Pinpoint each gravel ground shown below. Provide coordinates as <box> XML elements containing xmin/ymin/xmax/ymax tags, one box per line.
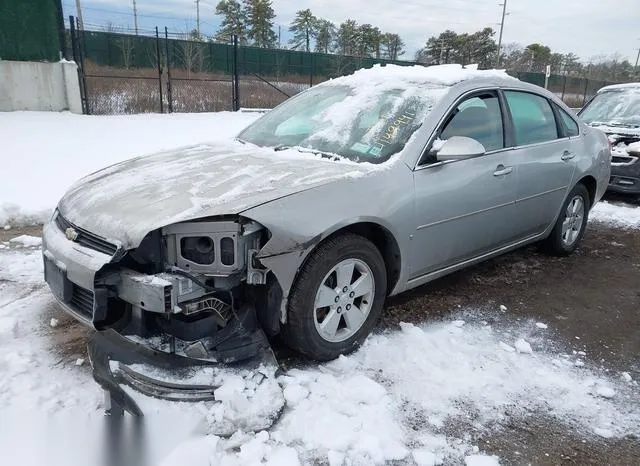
<box><xmin>6</xmin><ymin>199</ymin><xmax>639</xmax><ymax>465</ymax></box>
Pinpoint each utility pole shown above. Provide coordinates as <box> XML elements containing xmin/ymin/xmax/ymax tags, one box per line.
<box><xmin>278</xmin><ymin>25</ymin><xmax>281</xmax><ymax>48</ymax></box>
<box><xmin>132</xmin><ymin>0</ymin><xmax>139</xmax><ymax>35</ymax></box>
<box><xmin>635</xmin><ymin>48</ymin><xmax>640</xmax><ymax>69</ymax></box>
<box><xmin>496</xmin><ymin>0</ymin><xmax>508</xmax><ymax>67</ymax></box>
<box><xmin>195</xmin><ymin>0</ymin><xmax>201</xmax><ymax>38</ymax></box>
<box><xmin>75</xmin><ymin>0</ymin><xmax>84</xmax><ymax>30</ymax></box>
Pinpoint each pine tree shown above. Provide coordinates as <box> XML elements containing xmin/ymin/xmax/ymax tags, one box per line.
<box><xmin>380</xmin><ymin>33</ymin><xmax>405</xmax><ymax>60</ymax></box>
<box><xmin>313</xmin><ymin>19</ymin><xmax>336</xmax><ymax>54</ymax></box>
<box><xmin>244</xmin><ymin>0</ymin><xmax>277</xmax><ymax>48</ymax></box>
<box><xmin>288</xmin><ymin>9</ymin><xmax>316</xmax><ymax>52</ymax></box>
<box><xmin>357</xmin><ymin>24</ymin><xmax>381</xmax><ymax>58</ymax></box>
<box><xmin>214</xmin><ymin>0</ymin><xmax>248</xmax><ymax>44</ymax></box>
<box><xmin>335</xmin><ymin>20</ymin><xmax>358</xmax><ymax>56</ymax></box>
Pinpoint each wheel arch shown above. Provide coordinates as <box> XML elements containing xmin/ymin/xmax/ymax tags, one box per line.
<box><xmin>318</xmin><ymin>221</ymin><xmax>402</xmax><ymax>295</ymax></box>
<box><xmin>576</xmin><ymin>175</ymin><xmax>597</xmax><ymax>209</ymax></box>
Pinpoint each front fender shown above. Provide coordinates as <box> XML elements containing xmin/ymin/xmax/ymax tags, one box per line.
<box><xmin>241</xmin><ymin>166</ymin><xmax>414</xmax><ymax>322</ymax></box>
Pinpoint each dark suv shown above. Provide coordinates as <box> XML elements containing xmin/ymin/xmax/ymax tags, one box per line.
<box><xmin>579</xmin><ymin>83</ymin><xmax>640</xmax><ymax>197</ymax></box>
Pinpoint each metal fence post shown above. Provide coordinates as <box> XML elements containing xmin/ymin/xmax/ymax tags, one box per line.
<box><xmin>561</xmin><ymin>74</ymin><xmax>567</xmax><ymax>101</ymax></box>
<box><xmin>309</xmin><ymin>54</ymin><xmax>313</xmax><ymax>87</ymax></box>
<box><xmin>164</xmin><ymin>27</ymin><xmax>173</xmax><ymax>113</ymax></box>
<box><xmin>69</xmin><ymin>16</ymin><xmax>89</xmax><ymax>114</ymax></box>
<box><xmin>582</xmin><ymin>79</ymin><xmax>589</xmax><ymax>106</ymax></box>
<box><xmin>232</xmin><ymin>35</ymin><xmax>240</xmax><ymax>111</ymax></box>
<box><xmin>155</xmin><ymin>27</ymin><xmax>164</xmax><ymax>113</ymax></box>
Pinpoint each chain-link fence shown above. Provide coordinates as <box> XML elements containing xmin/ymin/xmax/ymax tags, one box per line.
<box><xmin>69</xmin><ymin>23</ymin><xmax>627</xmax><ymax>115</ymax></box>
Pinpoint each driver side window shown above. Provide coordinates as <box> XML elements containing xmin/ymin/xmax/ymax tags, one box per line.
<box><xmin>439</xmin><ymin>93</ymin><xmax>505</xmax><ymax>152</ymax></box>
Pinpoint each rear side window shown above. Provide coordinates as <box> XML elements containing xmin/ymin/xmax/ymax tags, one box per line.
<box><xmin>505</xmin><ymin>91</ymin><xmax>558</xmax><ymax>145</ymax></box>
<box><xmin>557</xmin><ymin>106</ymin><xmax>579</xmax><ymax>137</ymax></box>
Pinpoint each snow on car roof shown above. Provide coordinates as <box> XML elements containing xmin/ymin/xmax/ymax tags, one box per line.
<box><xmin>324</xmin><ymin>63</ymin><xmax>515</xmax><ymax>88</ymax></box>
<box><xmin>598</xmin><ymin>82</ymin><xmax>640</xmax><ymax>93</ymax></box>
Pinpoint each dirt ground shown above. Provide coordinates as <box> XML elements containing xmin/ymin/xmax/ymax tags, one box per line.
<box><xmin>9</xmin><ymin>198</ymin><xmax>639</xmax><ymax>465</ymax></box>
<box><xmin>381</xmin><ymin>220</ymin><xmax>640</xmax><ymax>465</ymax></box>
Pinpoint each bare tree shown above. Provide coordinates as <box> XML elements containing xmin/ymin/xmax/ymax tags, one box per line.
<box><xmin>176</xmin><ymin>32</ymin><xmax>206</xmax><ymax>76</ymax></box>
<box><xmin>103</xmin><ymin>23</ymin><xmax>136</xmax><ymax>69</ymax></box>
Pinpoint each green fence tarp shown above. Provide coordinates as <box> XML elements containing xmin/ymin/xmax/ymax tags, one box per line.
<box><xmin>0</xmin><ymin>0</ymin><xmax>63</xmax><ymax>62</ymax></box>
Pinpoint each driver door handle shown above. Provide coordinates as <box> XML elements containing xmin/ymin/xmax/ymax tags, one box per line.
<box><xmin>561</xmin><ymin>150</ymin><xmax>575</xmax><ymax>161</ymax></box>
<box><xmin>493</xmin><ymin>165</ymin><xmax>513</xmax><ymax>176</ymax></box>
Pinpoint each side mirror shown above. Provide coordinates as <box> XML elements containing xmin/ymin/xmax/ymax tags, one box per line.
<box><xmin>436</xmin><ymin>136</ymin><xmax>486</xmax><ymax>161</ymax></box>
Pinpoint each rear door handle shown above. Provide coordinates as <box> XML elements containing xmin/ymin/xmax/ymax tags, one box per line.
<box><xmin>493</xmin><ymin>165</ymin><xmax>513</xmax><ymax>176</ymax></box>
<box><xmin>561</xmin><ymin>150</ymin><xmax>575</xmax><ymax>161</ymax></box>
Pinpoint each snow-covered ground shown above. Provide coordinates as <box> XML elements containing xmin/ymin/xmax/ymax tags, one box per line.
<box><xmin>2</xmin><ymin>111</ymin><xmax>640</xmax><ymax>465</ymax></box>
<box><xmin>1</xmin><ymin>237</ymin><xmax>639</xmax><ymax>466</ymax></box>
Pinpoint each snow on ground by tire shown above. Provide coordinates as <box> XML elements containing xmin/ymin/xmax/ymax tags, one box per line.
<box><xmin>1</xmin><ymin>243</ymin><xmax>639</xmax><ymax>465</ymax></box>
<box><xmin>0</xmin><ymin>111</ymin><xmax>260</xmax><ymax>227</ymax></box>
<box><xmin>590</xmin><ymin>201</ymin><xmax>640</xmax><ymax>229</ymax></box>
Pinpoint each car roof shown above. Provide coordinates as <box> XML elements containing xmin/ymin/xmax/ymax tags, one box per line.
<box><xmin>597</xmin><ymin>82</ymin><xmax>640</xmax><ymax>93</ymax></box>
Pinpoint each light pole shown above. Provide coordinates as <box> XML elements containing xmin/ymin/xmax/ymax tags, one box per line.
<box><xmin>195</xmin><ymin>0</ymin><xmax>201</xmax><ymax>37</ymax></box>
<box><xmin>132</xmin><ymin>0</ymin><xmax>139</xmax><ymax>35</ymax></box>
<box><xmin>496</xmin><ymin>0</ymin><xmax>508</xmax><ymax>67</ymax></box>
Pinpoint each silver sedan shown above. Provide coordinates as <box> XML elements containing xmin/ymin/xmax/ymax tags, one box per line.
<box><xmin>43</xmin><ymin>65</ymin><xmax>611</xmax><ymax>370</ymax></box>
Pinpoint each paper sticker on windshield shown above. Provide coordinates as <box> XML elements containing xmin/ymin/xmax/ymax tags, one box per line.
<box><xmin>350</xmin><ymin>142</ymin><xmax>371</xmax><ymax>154</ymax></box>
<box><xmin>369</xmin><ymin>143</ymin><xmax>384</xmax><ymax>157</ymax></box>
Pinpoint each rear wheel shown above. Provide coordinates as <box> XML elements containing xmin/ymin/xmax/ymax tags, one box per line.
<box><xmin>283</xmin><ymin>233</ymin><xmax>387</xmax><ymax>361</ymax></box>
<box><xmin>542</xmin><ymin>183</ymin><xmax>590</xmax><ymax>256</ymax></box>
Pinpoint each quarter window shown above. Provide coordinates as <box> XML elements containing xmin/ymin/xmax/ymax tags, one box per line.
<box><xmin>439</xmin><ymin>94</ymin><xmax>504</xmax><ymax>152</ymax></box>
<box><xmin>505</xmin><ymin>91</ymin><xmax>558</xmax><ymax>145</ymax></box>
<box><xmin>557</xmin><ymin>105</ymin><xmax>579</xmax><ymax>137</ymax></box>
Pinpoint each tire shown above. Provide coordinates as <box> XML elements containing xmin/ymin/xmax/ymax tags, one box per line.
<box><xmin>542</xmin><ymin>183</ymin><xmax>590</xmax><ymax>256</ymax></box>
<box><xmin>283</xmin><ymin>233</ymin><xmax>387</xmax><ymax>361</ymax></box>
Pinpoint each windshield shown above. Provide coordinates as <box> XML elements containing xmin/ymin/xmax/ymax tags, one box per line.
<box><xmin>580</xmin><ymin>89</ymin><xmax>640</xmax><ymax>127</ymax></box>
<box><xmin>237</xmin><ymin>82</ymin><xmax>446</xmax><ymax>163</ymax></box>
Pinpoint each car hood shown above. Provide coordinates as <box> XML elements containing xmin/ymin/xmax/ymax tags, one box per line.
<box><xmin>58</xmin><ymin>142</ymin><xmax>373</xmax><ymax>249</ymax></box>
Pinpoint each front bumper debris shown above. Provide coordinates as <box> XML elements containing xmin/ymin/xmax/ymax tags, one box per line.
<box><xmin>88</xmin><ymin>327</ymin><xmax>279</xmax><ymax>417</ymax></box>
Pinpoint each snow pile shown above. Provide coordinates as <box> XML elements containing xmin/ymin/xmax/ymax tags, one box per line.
<box><xmin>326</xmin><ymin>64</ymin><xmax>515</xmax><ymax>88</ymax></box>
<box><xmin>0</xmin><ymin>111</ymin><xmax>260</xmax><ymax>226</ymax></box>
<box><xmin>591</xmin><ymin>201</ymin><xmax>640</xmax><ymax>229</ymax></box>
<box><xmin>8</xmin><ymin>235</ymin><xmax>42</xmax><ymax>248</ymax></box>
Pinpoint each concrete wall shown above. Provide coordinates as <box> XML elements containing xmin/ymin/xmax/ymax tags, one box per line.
<box><xmin>0</xmin><ymin>60</ymin><xmax>82</xmax><ymax>113</ymax></box>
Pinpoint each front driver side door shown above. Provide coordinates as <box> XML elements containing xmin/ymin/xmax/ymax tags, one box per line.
<box><xmin>410</xmin><ymin>90</ymin><xmax>519</xmax><ymax>281</ymax></box>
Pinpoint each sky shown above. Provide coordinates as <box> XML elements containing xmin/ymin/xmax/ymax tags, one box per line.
<box><xmin>62</xmin><ymin>0</ymin><xmax>640</xmax><ymax>63</ymax></box>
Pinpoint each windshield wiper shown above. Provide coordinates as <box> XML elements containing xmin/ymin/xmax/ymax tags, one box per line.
<box><xmin>272</xmin><ymin>145</ymin><xmax>343</xmax><ymax>161</ymax></box>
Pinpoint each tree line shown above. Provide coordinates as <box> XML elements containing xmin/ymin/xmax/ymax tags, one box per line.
<box><xmin>213</xmin><ymin>1</ymin><xmax>406</xmax><ymax>60</ymax></box>
<box><xmin>416</xmin><ymin>28</ymin><xmax>639</xmax><ymax>83</ymax></box>
<box><xmin>205</xmin><ymin>1</ymin><xmax>637</xmax><ymax>82</ymax></box>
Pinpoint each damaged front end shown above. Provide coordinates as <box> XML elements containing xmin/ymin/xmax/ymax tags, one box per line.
<box><xmin>45</xmin><ymin>212</ymin><xmax>285</xmax><ymax>418</ymax></box>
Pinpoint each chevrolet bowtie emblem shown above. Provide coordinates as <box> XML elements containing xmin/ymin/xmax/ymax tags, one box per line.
<box><xmin>65</xmin><ymin>227</ymin><xmax>79</xmax><ymax>241</ymax></box>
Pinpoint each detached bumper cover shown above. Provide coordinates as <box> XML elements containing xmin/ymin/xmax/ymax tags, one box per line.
<box><xmin>88</xmin><ymin>328</ymin><xmax>278</xmax><ymax>416</ymax></box>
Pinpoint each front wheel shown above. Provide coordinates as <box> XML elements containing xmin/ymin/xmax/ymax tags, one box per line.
<box><xmin>283</xmin><ymin>233</ymin><xmax>387</xmax><ymax>361</ymax></box>
<box><xmin>542</xmin><ymin>183</ymin><xmax>590</xmax><ymax>256</ymax></box>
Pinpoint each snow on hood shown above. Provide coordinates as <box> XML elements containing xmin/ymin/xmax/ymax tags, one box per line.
<box><xmin>58</xmin><ymin>141</ymin><xmax>375</xmax><ymax>248</ymax></box>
